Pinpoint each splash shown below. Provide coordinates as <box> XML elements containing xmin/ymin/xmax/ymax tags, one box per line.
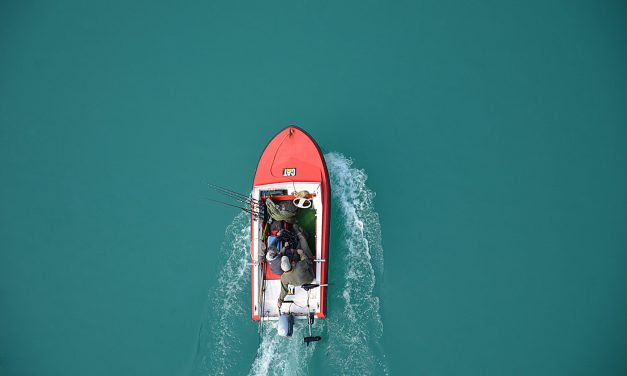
<box><xmin>324</xmin><ymin>152</ymin><xmax>388</xmax><ymax>375</ymax></box>
<box><xmin>193</xmin><ymin>212</ymin><xmax>317</xmax><ymax>376</ymax></box>
<box><xmin>195</xmin><ymin>212</ymin><xmax>250</xmax><ymax>376</ymax></box>
<box><xmin>248</xmin><ymin>323</ymin><xmax>318</xmax><ymax>376</ymax></box>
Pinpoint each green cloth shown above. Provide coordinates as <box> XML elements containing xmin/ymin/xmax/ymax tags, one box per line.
<box><xmin>266</xmin><ymin>200</ymin><xmax>297</xmax><ymax>223</ymax></box>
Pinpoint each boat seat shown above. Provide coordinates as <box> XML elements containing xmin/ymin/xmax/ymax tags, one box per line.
<box><xmin>265</xmin><ymin>262</ymin><xmax>282</xmax><ymax>280</ymax></box>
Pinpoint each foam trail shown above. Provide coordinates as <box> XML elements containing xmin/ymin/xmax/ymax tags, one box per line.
<box><xmin>194</xmin><ymin>212</ymin><xmax>317</xmax><ymax>376</ymax></box>
<box><xmin>195</xmin><ymin>212</ymin><xmax>250</xmax><ymax>376</ymax></box>
<box><xmin>248</xmin><ymin>322</ymin><xmax>319</xmax><ymax>376</ymax></box>
<box><xmin>324</xmin><ymin>152</ymin><xmax>389</xmax><ymax>375</ymax></box>
<box><xmin>196</xmin><ymin>153</ymin><xmax>387</xmax><ymax>375</ymax></box>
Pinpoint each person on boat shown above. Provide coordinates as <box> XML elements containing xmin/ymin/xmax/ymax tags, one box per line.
<box><xmin>277</xmin><ymin>225</ymin><xmax>315</xmax><ymax>309</ymax></box>
<box><xmin>265</xmin><ymin>249</ymin><xmax>282</xmax><ymax>275</ymax></box>
<box><xmin>277</xmin><ymin>250</ymin><xmax>315</xmax><ymax>309</ymax></box>
<box><xmin>266</xmin><ymin>230</ymin><xmax>295</xmax><ymax>275</ymax></box>
<box><xmin>266</xmin><ymin>246</ymin><xmax>295</xmax><ymax>276</ymax></box>
<box><xmin>292</xmin><ymin>224</ymin><xmax>313</xmax><ymax>259</ymax></box>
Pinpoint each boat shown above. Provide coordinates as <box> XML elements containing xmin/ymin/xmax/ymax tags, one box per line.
<box><xmin>250</xmin><ymin>126</ymin><xmax>330</xmax><ymax>344</ymax></box>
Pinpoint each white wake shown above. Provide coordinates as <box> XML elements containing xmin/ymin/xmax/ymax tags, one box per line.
<box><xmin>195</xmin><ymin>213</ymin><xmax>250</xmax><ymax>376</ymax></box>
<box><xmin>248</xmin><ymin>323</ymin><xmax>318</xmax><ymax>376</ymax></box>
<box><xmin>325</xmin><ymin>152</ymin><xmax>388</xmax><ymax>375</ymax></box>
<box><xmin>196</xmin><ymin>152</ymin><xmax>388</xmax><ymax>376</ymax></box>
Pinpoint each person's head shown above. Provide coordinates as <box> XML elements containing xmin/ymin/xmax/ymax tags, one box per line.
<box><xmin>266</xmin><ymin>248</ymin><xmax>278</xmax><ymax>261</ymax></box>
<box><xmin>280</xmin><ymin>256</ymin><xmax>292</xmax><ymax>272</ymax></box>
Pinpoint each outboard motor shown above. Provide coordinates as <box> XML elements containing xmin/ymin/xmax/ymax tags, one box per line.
<box><xmin>301</xmin><ymin>283</ymin><xmax>326</xmax><ymax>346</ymax></box>
<box><xmin>277</xmin><ymin>313</ymin><xmax>294</xmax><ymax>337</ymax></box>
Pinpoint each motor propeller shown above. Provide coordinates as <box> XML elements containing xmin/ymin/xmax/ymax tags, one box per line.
<box><xmin>301</xmin><ymin>284</ymin><xmax>329</xmax><ymax>346</ymax></box>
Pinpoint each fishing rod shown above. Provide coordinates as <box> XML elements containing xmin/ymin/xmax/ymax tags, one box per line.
<box><xmin>208</xmin><ymin>183</ymin><xmax>254</xmax><ymax>199</ymax></box>
<box><xmin>208</xmin><ymin>183</ymin><xmax>252</xmax><ymax>198</ymax></box>
<box><xmin>258</xmin><ymin>264</ymin><xmax>268</xmax><ymax>346</ymax></box>
<box><xmin>206</xmin><ymin>198</ymin><xmax>262</xmax><ymax>218</ymax></box>
<box><xmin>209</xmin><ymin>192</ymin><xmax>261</xmax><ymax>213</ymax></box>
<box><xmin>207</xmin><ymin>185</ymin><xmax>267</xmax><ymax>223</ymax></box>
<box><xmin>218</xmin><ymin>191</ymin><xmax>259</xmax><ymax>209</ymax></box>
<box><xmin>208</xmin><ymin>184</ymin><xmax>260</xmax><ymax>204</ymax></box>
<box><xmin>208</xmin><ymin>186</ymin><xmax>260</xmax><ymax>208</ymax></box>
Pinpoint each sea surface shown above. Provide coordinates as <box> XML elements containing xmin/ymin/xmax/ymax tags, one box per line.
<box><xmin>1</xmin><ymin>1</ymin><xmax>627</xmax><ymax>375</ymax></box>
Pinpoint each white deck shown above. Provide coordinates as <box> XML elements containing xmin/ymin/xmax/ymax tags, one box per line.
<box><xmin>252</xmin><ymin>182</ymin><xmax>323</xmax><ymax>321</ymax></box>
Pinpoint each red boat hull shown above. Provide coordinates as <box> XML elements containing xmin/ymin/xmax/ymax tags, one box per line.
<box><xmin>251</xmin><ymin>126</ymin><xmax>330</xmax><ymax>320</ymax></box>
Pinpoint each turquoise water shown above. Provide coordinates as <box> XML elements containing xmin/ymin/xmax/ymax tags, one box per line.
<box><xmin>2</xmin><ymin>1</ymin><xmax>627</xmax><ymax>375</ymax></box>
